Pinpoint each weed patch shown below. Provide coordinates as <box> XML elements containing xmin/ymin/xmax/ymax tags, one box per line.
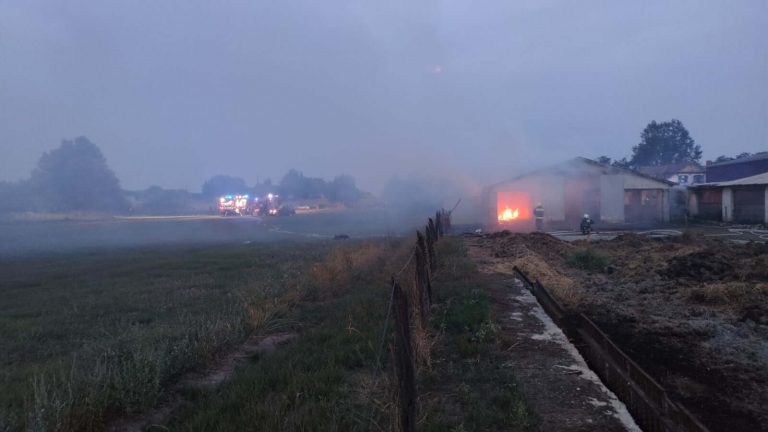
<box><xmin>566</xmin><ymin>247</ymin><xmax>609</xmax><ymax>272</ymax></box>
<box><xmin>421</xmin><ymin>238</ymin><xmax>537</xmax><ymax>431</ymax></box>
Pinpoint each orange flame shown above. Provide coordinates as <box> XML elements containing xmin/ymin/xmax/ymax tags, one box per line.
<box><xmin>498</xmin><ymin>207</ymin><xmax>519</xmax><ymax>221</ymax></box>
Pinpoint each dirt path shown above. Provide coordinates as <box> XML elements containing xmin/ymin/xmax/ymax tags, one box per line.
<box><xmin>467</xmin><ymin>237</ymin><xmax>640</xmax><ymax>432</ymax></box>
<box><xmin>107</xmin><ymin>332</ymin><xmax>296</xmax><ymax>432</ymax></box>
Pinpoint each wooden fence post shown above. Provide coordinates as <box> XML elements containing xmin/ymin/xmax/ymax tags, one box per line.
<box><xmin>392</xmin><ymin>281</ymin><xmax>416</xmax><ymax>432</ymax></box>
<box><xmin>425</xmin><ymin>225</ymin><xmax>436</xmax><ymax>274</ymax></box>
<box><xmin>428</xmin><ymin>218</ymin><xmax>436</xmax><ymax>240</ymax></box>
<box><xmin>415</xmin><ymin>231</ymin><xmax>432</xmax><ymax>325</ymax></box>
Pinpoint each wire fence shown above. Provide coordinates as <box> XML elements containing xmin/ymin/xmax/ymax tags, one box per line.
<box><xmin>370</xmin><ymin>209</ymin><xmax>451</xmax><ymax>432</ymax></box>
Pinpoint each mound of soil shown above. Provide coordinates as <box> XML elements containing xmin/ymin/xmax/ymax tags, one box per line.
<box><xmin>609</xmin><ymin>233</ymin><xmax>657</xmax><ymax>248</ymax></box>
<box><xmin>484</xmin><ymin>231</ymin><xmax>574</xmax><ymax>261</ymax></box>
<box><xmin>662</xmin><ymin>243</ymin><xmax>768</xmax><ymax>283</ymax></box>
<box><xmin>663</xmin><ymin>250</ymin><xmax>736</xmax><ymax>281</ymax></box>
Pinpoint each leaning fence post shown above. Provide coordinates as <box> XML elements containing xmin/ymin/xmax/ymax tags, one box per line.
<box><xmin>415</xmin><ymin>231</ymin><xmax>432</xmax><ymax>325</ymax></box>
<box><xmin>425</xmin><ymin>226</ymin><xmax>436</xmax><ymax>274</ymax></box>
<box><xmin>428</xmin><ymin>218</ymin><xmax>437</xmax><ymax>240</ymax></box>
<box><xmin>392</xmin><ymin>281</ymin><xmax>416</xmax><ymax>432</ymax></box>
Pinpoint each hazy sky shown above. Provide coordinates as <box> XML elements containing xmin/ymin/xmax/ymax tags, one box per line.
<box><xmin>1</xmin><ymin>0</ymin><xmax>766</xmax><ymax>192</ymax></box>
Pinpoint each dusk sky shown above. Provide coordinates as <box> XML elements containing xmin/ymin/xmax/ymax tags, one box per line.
<box><xmin>1</xmin><ymin>0</ymin><xmax>766</xmax><ymax>192</ymax></box>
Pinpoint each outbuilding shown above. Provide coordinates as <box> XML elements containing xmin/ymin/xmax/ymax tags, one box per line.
<box><xmin>706</xmin><ymin>153</ymin><xmax>768</xmax><ymax>182</ymax></box>
<box><xmin>483</xmin><ymin>157</ymin><xmax>673</xmax><ymax>230</ymax></box>
<box><xmin>689</xmin><ymin>172</ymin><xmax>768</xmax><ymax>224</ymax></box>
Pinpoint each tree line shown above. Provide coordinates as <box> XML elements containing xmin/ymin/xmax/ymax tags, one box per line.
<box><xmin>201</xmin><ymin>169</ymin><xmax>364</xmax><ymax>205</ymax></box>
<box><xmin>0</xmin><ymin>137</ymin><xmax>365</xmax><ymax>215</ymax></box>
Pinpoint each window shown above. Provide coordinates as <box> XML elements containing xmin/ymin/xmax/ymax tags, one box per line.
<box><xmin>677</xmin><ymin>175</ymin><xmax>689</xmax><ymax>184</ymax></box>
<box><xmin>693</xmin><ymin>175</ymin><xmax>705</xmax><ymax>184</ymax></box>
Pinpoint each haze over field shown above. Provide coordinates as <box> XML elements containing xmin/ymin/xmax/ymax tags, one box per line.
<box><xmin>1</xmin><ymin>1</ymin><xmax>766</xmax><ymax>192</ymax></box>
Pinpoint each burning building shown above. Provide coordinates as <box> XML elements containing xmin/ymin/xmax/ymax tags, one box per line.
<box><xmin>483</xmin><ymin>157</ymin><xmax>673</xmax><ymax>230</ymax></box>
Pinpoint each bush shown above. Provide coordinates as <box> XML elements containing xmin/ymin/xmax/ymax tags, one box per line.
<box><xmin>566</xmin><ymin>248</ymin><xmax>608</xmax><ymax>272</ymax></box>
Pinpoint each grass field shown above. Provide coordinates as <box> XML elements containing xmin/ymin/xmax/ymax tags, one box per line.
<box><xmin>1</xmin><ymin>235</ymin><xmax>535</xmax><ymax>432</ymax></box>
<box><xmin>0</xmin><ymin>242</ymin><xmax>332</xmax><ymax>431</ymax></box>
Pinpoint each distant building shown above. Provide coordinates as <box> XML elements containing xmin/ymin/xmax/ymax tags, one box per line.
<box><xmin>689</xmin><ymin>172</ymin><xmax>768</xmax><ymax>224</ymax></box>
<box><xmin>482</xmin><ymin>157</ymin><xmax>673</xmax><ymax>229</ymax></box>
<box><xmin>637</xmin><ymin>162</ymin><xmax>706</xmax><ymax>185</ymax></box>
<box><xmin>706</xmin><ymin>153</ymin><xmax>768</xmax><ymax>182</ymax></box>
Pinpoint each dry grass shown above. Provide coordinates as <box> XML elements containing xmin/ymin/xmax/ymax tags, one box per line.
<box><xmin>310</xmin><ymin>242</ymin><xmax>388</xmax><ymax>298</ymax></box>
<box><xmin>688</xmin><ymin>282</ymin><xmax>768</xmax><ymax>306</ymax></box>
<box><xmin>511</xmin><ymin>254</ymin><xmax>583</xmax><ymax>306</ymax></box>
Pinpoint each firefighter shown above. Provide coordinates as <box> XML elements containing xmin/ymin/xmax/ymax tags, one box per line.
<box><xmin>580</xmin><ymin>213</ymin><xmax>594</xmax><ymax>235</ymax></box>
<box><xmin>534</xmin><ymin>203</ymin><xmax>545</xmax><ymax>231</ymax></box>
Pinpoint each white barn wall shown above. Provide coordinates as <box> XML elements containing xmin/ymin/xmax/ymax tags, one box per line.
<box><xmin>722</xmin><ymin>188</ymin><xmax>734</xmax><ymax>222</ymax></box>
<box><xmin>600</xmin><ymin>174</ymin><xmax>625</xmax><ymax>222</ymax></box>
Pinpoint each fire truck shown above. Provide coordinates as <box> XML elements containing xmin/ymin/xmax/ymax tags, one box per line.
<box><xmin>218</xmin><ymin>194</ymin><xmax>250</xmax><ymax>216</ymax></box>
<box><xmin>255</xmin><ymin>193</ymin><xmax>280</xmax><ymax>216</ymax></box>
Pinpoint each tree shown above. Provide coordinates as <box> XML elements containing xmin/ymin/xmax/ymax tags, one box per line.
<box><xmin>326</xmin><ymin>175</ymin><xmax>362</xmax><ymax>205</ymax></box>
<box><xmin>30</xmin><ymin>136</ymin><xmax>127</xmax><ymax>212</ymax></box>
<box><xmin>278</xmin><ymin>169</ymin><xmax>327</xmax><ymax>199</ymax></box>
<box><xmin>628</xmin><ymin>119</ymin><xmax>701</xmax><ymax>168</ymax></box>
<box><xmin>278</xmin><ymin>169</ymin><xmax>306</xmax><ymax>199</ymax></box>
<box><xmin>135</xmin><ymin>186</ymin><xmax>192</xmax><ymax>215</ymax></box>
<box><xmin>201</xmin><ymin>175</ymin><xmax>249</xmax><ymax>198</ymax></box>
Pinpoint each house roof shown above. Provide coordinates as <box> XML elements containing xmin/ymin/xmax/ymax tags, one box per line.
<box><xmin>637</xmin><ymin>162</ymin><xmax>704</xmax><ymax>180</ymax></box>
<box><xmin>487</xmin><ymin>157</ymin><xmax>675</xmax><ymax>189</ymax></box>
<box><xmin>691</xmin><ymin>171</ymin><xmax>768</xmax><ymax>188</ymax></box>
<box><xmin>708</xmin><ymin>152</ymin><xmax>768</xmax><ymax>167</ymax></box>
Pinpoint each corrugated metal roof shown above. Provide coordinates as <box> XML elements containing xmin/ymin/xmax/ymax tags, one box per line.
<box><xmin>487</xmin><ymin>157</ymin><xmax>675</xmax><ymax>188</ymax></box>
<box><xmin>692</xmin><ymin>171</ymin><xmax>768</xmax><ymax>188</ymax></box>
<box><xmin>637</xmin><ymin>163</ymin><xmax>704</xmax><ymax>179</ymax></box>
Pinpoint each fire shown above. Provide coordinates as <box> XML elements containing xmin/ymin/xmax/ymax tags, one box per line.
<box><xmin>498</xmin><ymin>207</ymin><xmax>520</xmax><ymax>221</ymax></box>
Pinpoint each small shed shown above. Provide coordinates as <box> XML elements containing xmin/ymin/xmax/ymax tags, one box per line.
<box><xmin>483</xmin><ymin>157</ymin><xmax>673</xmax><ymax>230</ymax></box>
<box><xmin>689</xmin><ymin>172</ymin><xmax>768</xmax><ymax>224</ymax></box>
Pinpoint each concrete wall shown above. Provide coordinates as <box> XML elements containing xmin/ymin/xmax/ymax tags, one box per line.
<box><xmin>722</xmin><ymin>187</ymin><xmax>734</xmax><ymax>222</ymax></box>
<box><xmin>689</xmin><ymin>190</ymin><xmax>699</xmax><ymax>216</ymax></box>
<box><xmin>600</xmin><ymin>174</ymin><xmax>624</xmax><ymax>222</ymax></box>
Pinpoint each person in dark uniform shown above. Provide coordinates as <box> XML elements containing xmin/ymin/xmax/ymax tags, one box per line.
<box><xmin>534</xmin><ymin>203</ymin><xmax>545</xmax><ymax>231</ymax></box>
<box><xmin>580</xmin><ymin>213</ymin><xmax>594</xmax><ymax>235</ymax></box>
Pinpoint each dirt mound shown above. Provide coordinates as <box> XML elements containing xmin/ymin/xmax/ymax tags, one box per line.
<box><xmin>663</xmin><ymin>250</ymin><xmax>736</xmax><ymax>281</ymax></box>
<box><xmin>609</xmin><ymin>233</ymin><xmax>656</xmax><ymax>248</ymax></box>
<box><xmin>485</xmin><ymin>231</ymin><xmax>574</xmax><ymax>261</ymax></box>
<box><xmin>662</xmin><ymin>243</ymin><xmax>768</xmax><ymax>283</ymax></box>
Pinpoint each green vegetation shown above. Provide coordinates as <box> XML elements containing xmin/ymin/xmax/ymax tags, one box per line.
<box><xmin>1</xmin><ymin>236</ymin><xmax>535</xmax><ymax>432</ymax></box>
<box><xmin>566</xmin><ymin>247</ymin><xmax>609</xmax><ymax>272</ymax></box>
<box><xmin>420</xmin><ymin>238</ymin><xmax>536</xmax><ymax>431</ymax></box>
<box><xmin>166</xmin><ymin>241</ymin><xmax>403</xmax><ymax>431</ymax></box>
<box><xmin>0</xmin><ymin>242</ymin><xmax>331</xmax><ymax>431</ymax></box>
<box><xmin>166</xmin><ymin>237</ymin><xmax>536</xmax><ymax>431</ymax></box>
